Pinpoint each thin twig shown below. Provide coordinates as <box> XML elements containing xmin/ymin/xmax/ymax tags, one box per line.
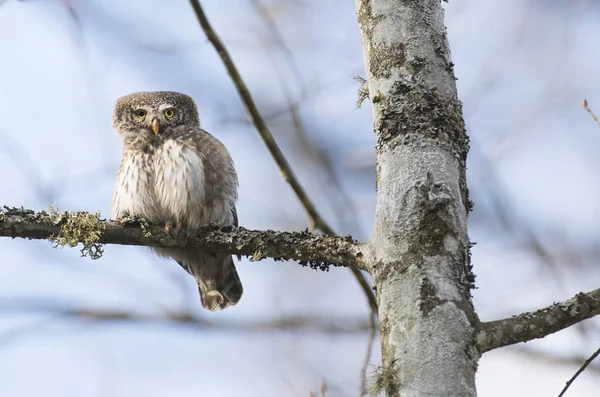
<box><xmin>360</xmin><ymin>310</ymin><xmax>377</xmax><ymax>396</ymax></box>
<box><xmin>0</xmin><ymin>300</ymin><xmax>372</xmax><ymax>337</ymax></box>
<box><xmin>251</xmin><ymin>0</ymin><xmax>306</xmax><ymax>91</ymax></box>
<box><xmin>349</xmin><ymin>267</ymin><xmax>377</xmax><ymax>313</ymax></box>
<box><xmin>557</xmin><ymin>347</ymin><xmax>600</xmax><ymax>397</ymax></box>
<box><xmin>188</xmin><ymin>0</ymin><xmax>378</xmax><ymax>313</ymax></box>
<box><xmin>250</xmin><ymin>5</ymin><xmax>379</xmax><ymax>366</ymax></box>
<box><xmin>250</xmin><ymin>4</ymin><xmax>380</xmax><ymax>378</ymax></box>
<box><xmin>189</xmin><ymin>0</ymin><xmax>326</xmax><ymax>231</ymax></box>
<box><xmin>582</xmin><ymin>99</ymin><xmax>600</xmax><ymax>127</ymax></box>
<box><xmin>511</xmin><ymin>346</ymin><xmax>600</xmax><ymax>375</ymax></box>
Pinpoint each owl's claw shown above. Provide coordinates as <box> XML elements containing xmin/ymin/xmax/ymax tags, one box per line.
<box><xmin>165</xmin><ymin>220</ymin><xmax>183</xmax><ymax>239</ymax></box>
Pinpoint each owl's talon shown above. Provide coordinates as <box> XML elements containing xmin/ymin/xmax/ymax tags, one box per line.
<box><xmin>165</xmin><ymin>220</ymin><xmax>183</xmax><ymax>239</ymax></box>
<box><xmin>111</xmin><ymin>91</ymin><xmax>243</xmax><ymax>312</ymax></box>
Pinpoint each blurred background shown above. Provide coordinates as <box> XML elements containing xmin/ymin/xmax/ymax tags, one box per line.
<box><xmin>0</xmin><ymin>0</ymin><xmax>599</xmax><ymax>396</ymax></box>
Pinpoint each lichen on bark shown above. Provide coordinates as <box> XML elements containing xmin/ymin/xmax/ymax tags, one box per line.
<box><xmin>365</xmin><ymin>364</ymin><xmax>397</xmax><ymax>396</ymax></box>
<box><xmin>0</xmin><ymin>207</ymin><xmax>367</xmax><ymax>270</ymax></box>
<box><xmin>48</xmin><ymin>205</ymin><xmax>105</xmax><ymax>259</ymax></box>
<box><xmin>355</xmin><ymin>0</ymin><xmax>478</xmax><ymax>395</ymax></box>
<box><xmin>375</xmin><ymin>81</ymin><xmax>468</xmax><ymax>155</ymax></box>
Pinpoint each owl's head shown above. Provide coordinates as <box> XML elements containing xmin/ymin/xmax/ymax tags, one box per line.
<box><xmin>112</xmin><ymin>91</ymin><xmax>200</xmax><ymax>139</ymax></box>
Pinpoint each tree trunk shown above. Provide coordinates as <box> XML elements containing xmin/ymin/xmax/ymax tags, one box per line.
<box><xmin>355</xmin><ymin>1</ymin><xmax>479</xmax><ymax>396</ymax></box>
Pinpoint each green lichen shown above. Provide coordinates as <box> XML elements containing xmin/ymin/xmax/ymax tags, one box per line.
<box><xmin>118</xmin><ymin>214</ymin><xmax>153</xmax><ymax>238</ymax></box>
<box><xmin>356</xmin><ymin>0</ymin><xmax>383</xmax><ymax>43</ymax></box>
<box><xmin>48</xmin><ymin>205</ymin><xmax>105</xmax><ymax>260</ymax></box>
<box><xmin>368</xmin><ymin>42</ymin><xmax>406</xmax><ymax>79</ymax></box>
<box><xmin>364</xmin><ymin>364</ymin><xmax>396</xmax><ymax>396</ymax></box>
<box><xmin>354</xmin><ymin>75</ymin><xmax>369</xmax><ymax>108</ymax></box>
<box><xmin>251</xmin><ymin>241</ymin><xmax>267</xmax><ymax>261</ymax></box>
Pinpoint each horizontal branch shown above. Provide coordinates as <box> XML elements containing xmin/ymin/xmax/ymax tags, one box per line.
<box><xmin>73</xmin><ymin>311</ymin><xmax>371</xmax><ymax>334</ymax></box>
<box><xmin>476</xmin><ymin>288</ymin><xmax>600</xmax><ymax>353</ymax></box>
<box><xmin>0</xmin><ymin>207</ymin><xmax>367</xmax><ymax>270</ymax></box>
<box><xmin>0</xmin><ymin>300</ymin><xmax>372</xmax><ymax>336</ymax></box>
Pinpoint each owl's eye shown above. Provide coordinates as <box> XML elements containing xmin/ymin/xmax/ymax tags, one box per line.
<box><xmin>136</xmin><ymin>109</ymin><xmax>147</xmax><ymax>119</ymax></box>
<box><xmin>164</xmin><ymin>109</ymin><xmax>175</xmax><ymax>118</ymax></box>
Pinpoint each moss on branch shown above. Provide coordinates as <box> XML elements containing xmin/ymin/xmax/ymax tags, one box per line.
<box><xmin>0</xmin><ymin>206</ymin><xmax>366</xmax><ymax>270</ymax></box>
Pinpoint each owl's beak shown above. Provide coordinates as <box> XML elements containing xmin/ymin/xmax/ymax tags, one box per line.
<box><xmin>151</xmin><ymin>118</ymin><xmax>160</xmax><ymax>135</ymax></box>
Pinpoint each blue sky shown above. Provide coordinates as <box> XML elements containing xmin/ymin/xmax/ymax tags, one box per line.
<box><xmin>0</xmin><ymin>0</ymin><xmax>599</xmax><ymax>396</ymax></box>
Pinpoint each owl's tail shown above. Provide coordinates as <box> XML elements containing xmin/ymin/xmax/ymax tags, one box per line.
<box><xmin>178</xmin><ymin>254</ymin><xmax>243</xmax><ymax>311</ymax></box>
<box><xmin>153</xmin><ymin>247</ymin><xmax>243</xmax><ymax>311</ymax></box>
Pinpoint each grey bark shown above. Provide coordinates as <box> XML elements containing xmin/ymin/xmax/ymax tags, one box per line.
<box><xmin>355</xmin><ymin>1</ymin><xmax>478</xmax><ymax>396</ymax></box>
<box><xmin>477</xmin><ymin>288</ymin><xmax>600</xmax><ymax>353</ymax></box>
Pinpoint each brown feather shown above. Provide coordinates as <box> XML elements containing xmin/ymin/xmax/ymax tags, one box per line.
<box><xmin>112</xmin><ymin>91</ymin><xmax>243</xmax><ymax>311</ymax></box>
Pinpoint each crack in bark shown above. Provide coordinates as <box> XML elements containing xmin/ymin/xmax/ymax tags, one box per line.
<box><xmin>419</xmin><ymin>277</ymin><xmax>442</xmax><ymax>315</ymax></box>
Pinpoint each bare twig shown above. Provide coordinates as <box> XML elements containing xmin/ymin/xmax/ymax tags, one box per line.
<box><xmin>0</xmin><ymin>207</ymin><xmax>367</xmax><ymax>270</ymax></box>
<box><xmin>510</xmin><ymin>346</ymin><xmax>600</xmax><ymax>375</ymax></box>
<box><xmin>583</xmin><ymin>99</ymin><xmax>600</xmax><ymax>127</ymax></box>
<box><xmin>188</xmin><ymin>0</ymin><xmax>327</xmax><ymax>232</ymax></box>
<box><xmin>557</xmin><ymin>347</ymin><xmax>600</xmax><ymax>397</ymax></box>
<box><xmin>250</xmin><ymin>4</ymin><xmax>379</xmax><ymax>380</ymax></box>
<box><xmin>476</xmin><ymin>288</ymin><xmax>600</xmax><ymax>353</ymax></box>
<box><xmin>251</xmin><ymin>0</ymin><xmax>306</xmax><ymax>89</ymax></box>
<box><xmin>0</xmin><ymin>300</ymin><xmax>371</xmax><ymax>336</ymax></box>
<box><xmin>360</xmin><ymin>310</ymin><xmax>377</xmax><ymax>396</ymax></box>
<box><xmin>188</xmin><ymin>0</ymin><xmax>378</xmax><ymax>312</ymax></box>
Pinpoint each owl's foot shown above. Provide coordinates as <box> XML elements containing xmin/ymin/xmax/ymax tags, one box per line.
<box><xmin>164</xmin><ymin>220</ymin><xmax>183</xmax><ymax>239</ymax></box>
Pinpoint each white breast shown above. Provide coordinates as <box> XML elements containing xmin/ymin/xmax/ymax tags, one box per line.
<box><xmin>154</xmin><ymin>139</ymin><xmax>206</xmax><ymax>226</ymax></box>
<box><xmin>112</xmin><ymin>152</ymin><xmax>157</xmax><ymax>221</ymax></box>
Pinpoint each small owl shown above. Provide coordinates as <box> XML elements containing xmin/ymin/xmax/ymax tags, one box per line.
<box><xmin>111</xmin><ymin>91</ymin><xmax>242</xmax><ymax>311</ymax></box>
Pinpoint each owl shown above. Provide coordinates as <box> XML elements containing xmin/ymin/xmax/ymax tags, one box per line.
<box><xmin>111</xmin><ymin>91</ymin><xmax>242</xmax><ymax>311</ymax></box>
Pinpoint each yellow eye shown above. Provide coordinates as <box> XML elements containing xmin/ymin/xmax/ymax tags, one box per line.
<box><xmin>164</xmin><ymin>109</ymin><xmax>175</xmax><ymax>118</ymax></box>
<box><xmin>136</xmin><ymin>109</ymin><xmax>146</xmax><ymax>119</ymax></box>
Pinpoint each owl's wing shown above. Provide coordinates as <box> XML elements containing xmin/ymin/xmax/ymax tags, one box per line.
<box><xmin>196</xmin><ymin>128</ymin><xmax>240</xmax><ymax>261</ymax></box>
<box><xmin>231</xmin><ymin>205</ymin><xmax>239</xmax><ymax>227</ymax></box>
<box><xmin>231</xmin><ymin>205</ymin><xmax>241</xmax><ymax>262</ymax></box>
<box><xmin>195</xmin><ymin>128</ymin><xmax>240</xmax><ymax>261</ymax></box>
<box><xmin>186</xmin><ymin>127</ymin><xmax>243</xmax><ymax>302</ymax></box>
<box><xmin>175</xmin><ymin>126</ymin><xmax>239</xmax><ymax>227</ymax></box>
